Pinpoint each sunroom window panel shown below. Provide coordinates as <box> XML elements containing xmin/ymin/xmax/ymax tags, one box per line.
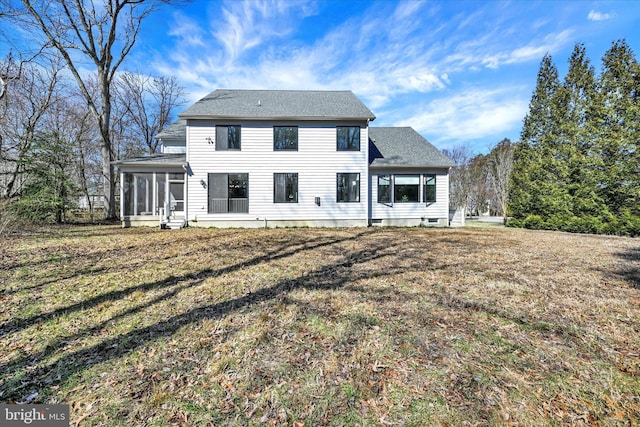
<box><xmin>378</xmin><ymin>175</ymin><xmax>391</xmax><ymax>204</ymax></box>
<box><xmin>123</xmin><ymin>173</ymin><xmax>135</xmax><ymax>216</ymax></box>
<box><xmin>394</xmin><ymin>175</ymin><xmax>420</xmax><ymax>203</ymax></box>
<box><xmin>156</xmin><ymin>174</ymin><xmax>166</xmax><ymax>215</ymax></box>
<box><xmin>424</xmin><ymin>174</ymin><xmax>437</xmax><ymax>203</ymax></box>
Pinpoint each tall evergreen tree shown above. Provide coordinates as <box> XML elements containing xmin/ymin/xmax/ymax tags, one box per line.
<box><xmin>510</xmin><ymin>54</ymin><xmax>569</xmax><ymax>226</ymax></box>
<box><xmin>556</xmin><ymin>43</ymin><xmax>612</xmax><ymax>231</ymax></box>
<box><xmin>597</xmin><ymin>40</ymin><xmax>640</xmax><ymax>219</ymax></box>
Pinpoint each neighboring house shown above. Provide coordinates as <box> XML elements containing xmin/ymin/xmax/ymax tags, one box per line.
<box><xmin>115</xmin><ymin>89</ymin><xmax>454</xmax><ymax>228</ymax></box>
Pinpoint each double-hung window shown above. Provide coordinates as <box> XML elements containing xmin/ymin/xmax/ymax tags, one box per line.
<box><xmin>424</xmin><ymin>174</ymin><xmax>436</xmax><ymax>203</ymax></box>
<box><xmin>274</xmin><ymin>126</ymin><xmax>298</xmax><ymax>151</ymax></box>
<box><xmin>337</xmin><ymin>173</ymin><xmax>360</xmax><ymax>202</ymax></box>
<box><xmin>336</xmin><ymin>126</ymin><xmax>360</xmax><ymax>151</ymax></box>
<box><xmin>274</xmin><ymin>173</ymin><xmax>298</xmax><ymax>203</ymax></box>
<box><xmin>208</xmin><ymin>173</ymin><xmax>249</xmax><ymax>213</ymax></box>
<box><xmin>216</xmin><ymin>125</ymin><xmax>241</xmax><ymax>150</ymax></box>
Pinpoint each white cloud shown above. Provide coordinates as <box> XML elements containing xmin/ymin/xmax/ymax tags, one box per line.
<box><xmin>212</xmin><ymin>0</ymin><xmax>318</xmax><ymax>62</ymax></box>
<box><xmin>478</xmin><ymin>29</ymin><xmax>573</xmax><ymax>69</ymax></box>
<box><xmin>587</xmin><ymin>10</ymin><xmax>614</xmax><ymax>21</ymax></box>
<box><xmin>395</xmin><ymin>88</ymin><xmax>528</xmax><ymax>146</ymax></box>
<box><xmin>168</xmin><ymin>12</ymin><xmax>207</xmax><ymax>48</ymax></box>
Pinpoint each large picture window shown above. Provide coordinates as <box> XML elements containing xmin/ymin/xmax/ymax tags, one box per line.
<box><xmin>378</xmin><ymin>175</ymin><xmax>391</xmax><ymax>204</ymax></box>
<box><xmin>337</xmin><ymin>173</ymin><xmax>360</xmax><ymax>202</ymax></box>
<box><xmin>274</xmin><ymin>173</ymin><xmax>298</xmax><ymax>203</ymax></box>
<box><xmin>424</xmin><ymin>174</ymin><xmax>436</xmax><ymax>203</ymax></box>
<box><xmin>336</xmin><ymin>126</ymin><xmax>360</xmax><ymax>151</ymax></box>
<box><xmin>208</xmin><ymin>173</ymin><xmax>249</xmax><ymax>213</ymax></box>
<box><xmin>274</xmin><ymin>126</ymin><xmax>298</xmax><ymax>151</ymax></box>
<box><xmin>216</xmin><ymin>125</ymin><xmax>241</xmax><ymax>150</ymax></box>
<box><xmin>394</xmin><ymin>175</ymin><xmax>420</xmax><ymax>203</ymax></box>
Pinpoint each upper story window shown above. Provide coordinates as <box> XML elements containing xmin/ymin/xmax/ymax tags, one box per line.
<box><xmin>337</xmin><ymin>126</ymin><xmax>360</xmax><ymax>151</ymax></box>
<box><xmin>216</xmin><ymin>125</ymin><xmax>241</xmax><ymax>150</ymax></box>
<box><xmin>274</xmin><ymin>126</ymin><xmax>298</xmax><ymax>151</ymax></box>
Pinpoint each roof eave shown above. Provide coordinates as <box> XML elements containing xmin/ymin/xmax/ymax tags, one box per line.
<box><xmin>179</xmin><ymin>114</ymin><xmax>376</xmax><ymax>121</ymax></box>
<box><xmin>369</xmin><ymin>163</ymin><xmax>453</xmax><ymax>169</ymax></box>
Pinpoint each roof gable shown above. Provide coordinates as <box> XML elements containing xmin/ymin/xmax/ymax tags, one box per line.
<box><xmin>156</xmin><ymin>119</ymin><xmax>186</xmax><ymax>141</ymax></box>
<box><xmin>369</xmin><ymin>127</ymin><xmax>454</xmax><ymax>168</ymax></box>
<box><xmin>179</xmin><ymin>89</ymin><xmax>376</xmax><ymax>121</ymax></box>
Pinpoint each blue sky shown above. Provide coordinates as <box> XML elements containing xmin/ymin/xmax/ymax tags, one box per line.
<box><xmin>6</xmin><ymin>0</ymin><xmax>640</xmax><ymax>154</ymax></box>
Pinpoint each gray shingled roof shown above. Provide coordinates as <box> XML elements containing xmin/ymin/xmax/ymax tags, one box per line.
<box><xmin>179</xmin><ymin>89</ymin><xmax>376</xmax><ymax>121</ymax></box>
<box><xmin>156</xmin><ymin>119</ymin><xmax>186</xmax><ymax>141</ymax></box>
<box><xmin>114</xmin><ymin>153</ymin><xmax>186</xmax><ymax>167</ymax></box>
<box><xmin>369</xmin><ymin>127</ymin><xmax>454</xmax><ymax>168</ymax></box>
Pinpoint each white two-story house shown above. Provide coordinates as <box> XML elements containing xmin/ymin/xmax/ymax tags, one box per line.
<box><xmin>116</xmin><ymin>89</ymin><xmax>454</xmax><ymax>228</ymax></box>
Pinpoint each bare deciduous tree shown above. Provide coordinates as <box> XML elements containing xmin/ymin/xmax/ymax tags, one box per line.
<box><xmin>443</xmin><ymin>145</ymin><xmax>474</xmax><ymax>213</ymax></box>
<box><xmin>115</xmin><ymin>72</ymin><xmax>186</xmax><ymax>154</ymax></box>
<box><xmin>0</xmin><ymin>59</ymin><xmax>64</xmax><ymax>199</ymax></box>
<box><xmin>487</xmin><ymin>138</ymin><xmax>515</xmax><ymax>218</ymax></box>
<box><xmin>7</xmin><ymin>0</ymin><xmax>169</xmax><ymax>219</ymax></box>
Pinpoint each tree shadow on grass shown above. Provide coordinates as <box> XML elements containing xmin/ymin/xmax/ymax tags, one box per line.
<box><xmin>614</xmin><ymin>247</ymin><xmax>640</xmax><ymax>289</ymax></box>
<box><xmin>0</xmin><ymin>231</ymin><xmax>363</xmax><ymax>338</ymax></box>
<box><xmin>0</xmin><ymin>228</ymin><xmax>419</xmax><ymax>402</ymax></box>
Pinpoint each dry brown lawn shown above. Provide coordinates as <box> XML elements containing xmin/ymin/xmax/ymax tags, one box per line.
<box><xmin>0</xmin><ymin>225</ymin><xmax>639</xmax><ymax>426</ymax></box>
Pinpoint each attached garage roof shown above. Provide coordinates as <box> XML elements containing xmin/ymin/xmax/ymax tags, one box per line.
<box><xmin>369</xmin><ymin>127</ymin><xmax>454</xmax><ymax>168</ymax></box>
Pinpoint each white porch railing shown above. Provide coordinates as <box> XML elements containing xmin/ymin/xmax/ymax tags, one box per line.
<box><xmin>209</xmin><ymin>198</ymin><xmax>249</xmax><ymax>213</ymax></box>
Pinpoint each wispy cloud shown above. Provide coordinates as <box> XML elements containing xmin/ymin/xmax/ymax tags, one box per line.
<box><xmin>395</xmin><ymin>88</ymin><xmax>529</xmax><ymax>148</ymax></box>
<box><xmin>587</xmin><ymin>10</ymin><xmax>614</xmax><ymax>21</ymax></box>
<box><xmin>147</xmin><ymin>0</ymin><xmax>638</xmax><ymax>153</ymax></box>
<box><xmin>213</xmin><ymin>0</ymin><xmax>318</xmax><ymax>62</ymax></box>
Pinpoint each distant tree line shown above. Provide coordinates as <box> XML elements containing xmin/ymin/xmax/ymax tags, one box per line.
<box><xmin>509</xmin><ymin>40</ymin><xmax>640</xmax><ymax>236</ymax></box>
<box><xmin>444</xmin><ymin>138</ymin><xmax>515</xmax><ymax>219</ymax></box>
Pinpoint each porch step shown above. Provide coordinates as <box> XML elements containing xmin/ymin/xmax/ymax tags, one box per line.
<box><xmin>164</xmin><ymin>219</ymin><xmax>186</xmax><ymax>230</ymax></box>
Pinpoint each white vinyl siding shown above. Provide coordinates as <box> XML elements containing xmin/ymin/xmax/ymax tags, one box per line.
<box><xmin>186</xmin><ymin>120</ymin><xmax>369</xmax><ymax>223</ymax></box>
<box><xmin>369</xmin><ymin>170</ymin><xmax>450</xmax><ymax>220</ymax></box>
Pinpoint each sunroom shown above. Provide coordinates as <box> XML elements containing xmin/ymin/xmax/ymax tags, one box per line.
<box><xmin>115</xmin><ymin>154</ymin><xmax>187</xmax><ymax>228</ymax></box>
